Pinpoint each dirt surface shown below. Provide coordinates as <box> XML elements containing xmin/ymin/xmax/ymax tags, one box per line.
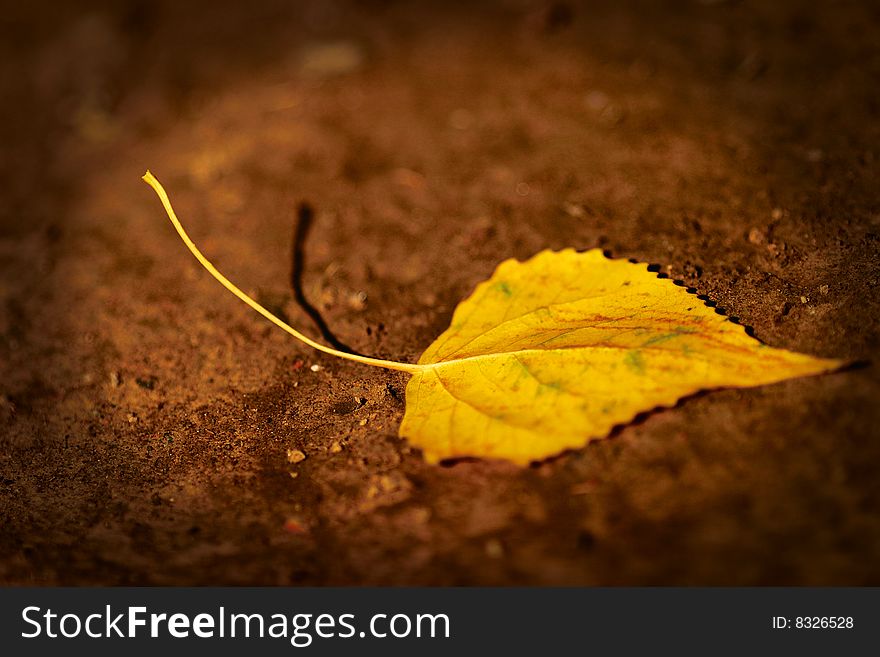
<box><xmin>2</xmin><ymin>0</ymin><xmax>879</xmax><ymax>585</ymax></box>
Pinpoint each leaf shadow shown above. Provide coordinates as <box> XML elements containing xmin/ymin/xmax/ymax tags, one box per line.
<box><xmin>290</xmin><ymin>201</ymin><xmax>364</xmax><ymax>356</ymax></box>
<box><xmin>600</xmin><ymin>248</ymin><xmax>760</xmax><ymax>338</ymax></box>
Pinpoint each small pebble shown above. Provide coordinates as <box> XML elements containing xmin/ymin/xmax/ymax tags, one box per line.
<box><xmin>329</xmin><ymin>441</ymin><xmax>342</xmax><ymax>454</ymax></box>
<box><xmin>287</xmin><ymin>449</ymin><xmax>306</xmax><ymax>464</ymax></box>
<box><xmin>310</xmin><ymin>364</ymin><xmax>322</xmax><ymax>373</ymax></box>
<box><xmin>563</xmin><ymin>202</ymin><xmax>585</xmax><ymax>218</ymax></box>
<box><xmin>800</xmin><ymin>296</ymin><xmax>808</xmax><ymax>304</ymax></box>
<box><xmin>485</xmin><ymin>539</ymin><xmax>504</xmax><ymax>559</ymax></box>
<box><xmin>283</xmin><ymin>518</ymin><xmax>308</xmax><ymax>535</ymax></box>
<box><xmin>378</xmin><ymin>475</ymin><xmax>396</xmax><ymax>492</ymax></box>
<box><xmin>347</xmin><ymin>291</ymin><xmax>367</xmax><ymax>311</ymax></box>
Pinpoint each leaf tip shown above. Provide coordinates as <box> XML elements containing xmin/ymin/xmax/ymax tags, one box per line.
<box><xmin>822</xmin><ymin>356</ymin><xmax>850</xmax><ymax>374</ymax></box>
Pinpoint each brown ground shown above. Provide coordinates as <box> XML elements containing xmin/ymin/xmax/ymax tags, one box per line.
<box><xmin>1</xmin><ymin>0</ymin><xmax>879</xmax><ymax>585</ymax></box>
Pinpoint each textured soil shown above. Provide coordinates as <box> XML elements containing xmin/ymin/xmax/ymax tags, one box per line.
<box><xmin>1</xmin><ymin>0</ymin><xmax>879</xmax><ymax>585</ymax></box>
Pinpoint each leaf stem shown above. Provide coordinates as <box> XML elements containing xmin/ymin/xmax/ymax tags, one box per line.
<box><xmin>142</xmin><ymin>170</ymin><xmax>424</xmax><ymax>374</ymax></box>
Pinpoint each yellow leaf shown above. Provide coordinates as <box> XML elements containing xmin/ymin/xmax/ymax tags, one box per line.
<box><xmin>399</xmin><ymin>249</ymin><xmax>841</xmax><ymax>464</ymax></box>
<box><xmin>143</xmin><ymin>172</ymin><xmax>843</xmax><ymax>466</ymax></box>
